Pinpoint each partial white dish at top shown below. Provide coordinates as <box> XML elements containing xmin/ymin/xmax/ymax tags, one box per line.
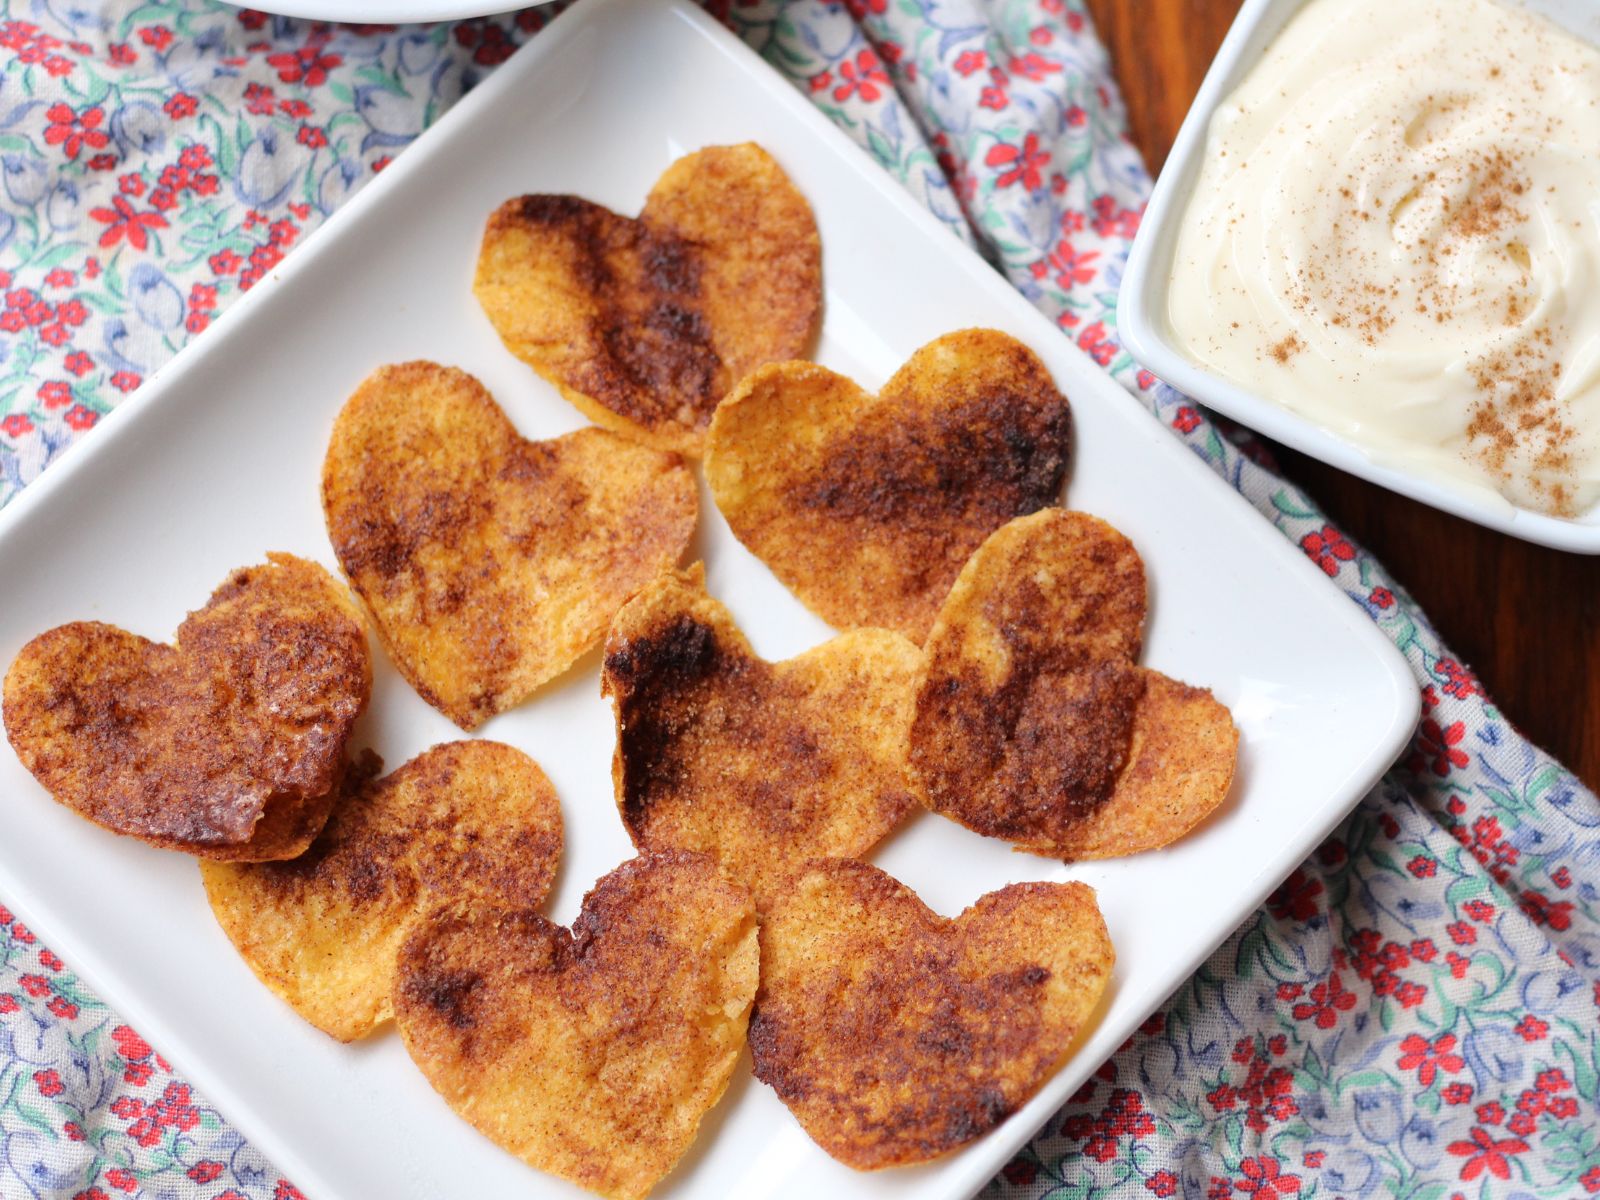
<box><xmin>1120</xmin><ymin>0</ymin><xmax>1600</xmax><ymax>552</ymax></box>
<box><xmin>216</xmin><ymin>0</ymin><xmax>554</xmax><ymax>23</ymax></box>
<box><xmin>0</xmin><ymin>2</ymin><xmax>1419</xmax><ymax>1200</ymax></box>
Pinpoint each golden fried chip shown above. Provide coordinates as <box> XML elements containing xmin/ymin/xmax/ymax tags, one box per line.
<box><xmin>201</xmin><ymin>740</ymin><xmax>562</xmax><ymax>1042</ymax></box>
<box><xmin>322</xmin><ymin>362</ymin><xmax>696</xmax><ymax>730</ymax></box>
<box><xmin>749</xmin><ymin>858</ymin><xmax>1112</xmax><ymax>1169</ymax></box>
<box><xmin>394</xmin><ymin>851</ymin><xmax>757</xmax><ymax>1200</ymax></box>
<box><xmin>1044</xmin><ymin>670</ymin><xmax>1240</xmax><ymax>860</ymax></box>
<box><xmin>907</xmin><ymin>509</ymin><xmax>1239</xmax><ymax>859</ymax></box>
<box><xmin>474</xmin><ymin>144</ymin><xmax>821</xmax><ymax>455</ymax></box>
<box><xmin>705</xmin><ymin>329</ymin><xmax>1072</xmax><ymax>640</ymax></box>
<box><xmin>602</xmin><ymin>567</ymin><xmax>919</xmax><ymax>911</ymax></box>
<box><xmin>3</xmin><ymin>554</ymin><xmax>369</xmax><ymax>860</ymax></box>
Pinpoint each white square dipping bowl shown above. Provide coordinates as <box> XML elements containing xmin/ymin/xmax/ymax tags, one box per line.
<box><xmin>1118</xmin><ymin>0</ymin><xmax>1600</xmax><ymax>552</ymax></box>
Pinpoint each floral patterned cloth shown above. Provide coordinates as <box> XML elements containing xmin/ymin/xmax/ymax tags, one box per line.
<box><xmin>1</xmin><ymin>1</ymin><xmax>1596</xmax><ymax>1198</ymax></box>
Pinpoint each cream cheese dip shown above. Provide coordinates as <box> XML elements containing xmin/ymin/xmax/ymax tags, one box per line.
<box><xmin>1167</xmin><ymin>0</ymin><xmax>1600</xmax><ymax>517</ymax></box>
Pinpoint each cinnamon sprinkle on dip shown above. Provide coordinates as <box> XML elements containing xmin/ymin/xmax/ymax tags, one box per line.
<box><xmin>1167</xmin><ymin>0</ymin><xmax>1600</xmax><ymax>517</ymax></box>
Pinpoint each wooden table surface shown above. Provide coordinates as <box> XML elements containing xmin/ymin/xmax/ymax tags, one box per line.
<box><xmin>1083</xmin><ymin>0</ymin><xmax>1600</xmax><ymax>789</ymax></box>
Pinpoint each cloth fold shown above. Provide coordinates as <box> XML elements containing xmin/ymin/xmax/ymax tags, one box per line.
<box><xmin>0</xmin><ymin>2</ymin><xmax>1595</xmax><ymax>1198</ymax></box>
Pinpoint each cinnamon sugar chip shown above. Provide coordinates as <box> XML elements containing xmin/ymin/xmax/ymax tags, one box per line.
<box><xmin>750</xmin><ymin>859</ymin><xmax>1112</xmax><ymax>1169</ymax></box>
<box><xmin>907</xmin><ymin>509</ymin><xmax>1238</xmax><ymax>860</ymax></box>
<box><xmin>705</xmin><ymin>329</ymin><xmax>1072</xmax><ymax>641</ymax></box>
<box><xmin>602</xmin><ymin>567</ymin><xmax>919</xmax><ymax>912</ymax></box>
<box><xmin>474</xmin><ymin>144</ymin><xmax>821</xmax><ymax>455</ymax></box>
<box><xmin>3</xmin><ymin>554</ymin><xmax>370</xmax><ymax>860</ymax></box>
<box><xmin>394</xmin><ymin>852</ymin><xmax>757</xmax><ymax>1200</ymax></box>
<box><xmin>202</xmin><ymin>741</ymin><xmax>562</xmax><ymax>1042</ymax></box>
<box><xmin>1028</xmin><ymin>670</ymin><xmax>1239</xmax><ymax>860</ymax></box>
<box><xmin>322</xmin><ymin>362</ymin><xmax>696</xmax><ymax>730</ymax></box>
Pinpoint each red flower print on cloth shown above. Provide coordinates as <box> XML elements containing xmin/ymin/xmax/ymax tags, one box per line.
<box><xmin>1000</xmin><ymin>1159</ymin><xmax>1038</xmax><ymax>1186</ymax></box>
<box><xmin>1396</xmin><ymin>1032</ymin><xmax>1463</xmax><ymax>1086</ymax></box>
<box><xmin>832</xmin><ymin>48</ymin><xmax>887</xmax><ymax>102</ymax></box>
<box><xmin>1299</xmin><ymin>524</ymin><xmax>1356</xmax><ymax>575</ymax></box>
<box><xmin>1437</xmin><ymin>658</ymin><xmax>1484</xmax><ymax>699</ymax></box>
<box><xmin>1007</xmin><ymin>51</ymin><xmax>1061</xmax><ymax>81</ymax></box>
<box><xmin>1236</xmin><ymin>1156</ymin><xmax>1301</xmax><ymax>1197</ymax></box>
<box><xmin>1058</xmin><ymin>1088</ymin><xmax>1156</xmax><ymax>1163</ymax></box>
<box><xmin>43</xmin><ymin>103</ymin><xmax>109</xmax><ymax>160</ymax></box>
<box><xmin>1519</xmin><ymin>889</ymin><xmax>1575</xmax><ymax>930</ymax></box>
<box><xmin>34</xmin><ymin>1068</ymin><xmax>64</xmax><ymax>1096</ymax></box>
<box><xmin>1044</xmin><ymin>240</ymin><xmax>1098</xmax><ymax>287</ymax></box>
<box><xmin>88</xmin><ymin>196</ymin><xmax>168</xmax><ymax>252</ymax></box>
<box><xmin>112</xmin><ymin>1025</ymin><xmax>151</xmax><ymax>1061</ymax></box>
<box><xmin>453</xmin><ymin>20</ymin><xmax>516</xmax><ymax>66</ymax></box>
<box><xmin>1291</xmin><ymin>974</ymin><xmax>1357</xmax><ymax>1028</ymax></box>
<box><xmin>1267</xmin><ymin>868</ymin><xmax>1323</xmax><ymax>923</ymax></box>
<box><xmin>245</xmin><ymin>82</ymin><xmax>276</xmax><ymax>114</ymax></box>
<box><xmin>1205</xmin><ymin>1040</ymin><xmax>1298</xmax><ymax>1133</ymax></box>
<box><xmin>265</xmin><ymin>41</ymin><xmax>342</xmax><ymax>86</ymax></box>
<box><xmin>986</xmin><ymin>131</ymin><xmax>1050</xmax><ymax>190</ymax></box>
<box><xmin>1515</xmin><ymin>1014</ymin><xmax>1549</xmax><ymax>1042</ymax></box>
<box><xmin>842</xmin><ymin>0</ymin><xmax>887</xmax><ymax>18</ymax></box>
<box><xmin>1076</xmin><ymin>320</ymin><xmax>1117</xmax><ymax>366</ymax></box>
<box><xmin>1410</xmin><ymin>719</ymin><xmax>1469</xmax><ymax>776</ymax></box>
<box><xmin>1448</xmin><ymin>1126</ymin><xmax>1528</xmax><ymax>1181</ymax></box>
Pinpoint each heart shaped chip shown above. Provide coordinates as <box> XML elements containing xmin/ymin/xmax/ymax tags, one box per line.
<box><xmin>602</xmin><ymin>567</ymin><xmax>919</xmax><ymax>910</ymax></box>
<box><xmin>3</xmin><ymin>554</ymin><xmax>370</xmax><ymax>860</ymax></box>
<box><xmin>474</xmin><ymin>143</ymin><xmax>821</xmax><ymax>455</ymax></box>
<box><xmin>202</xmin><ymin>740</ymin><xmax>562</xmax><ymax>1042</ymax></box>
<box><xmin>394</xmin><ymin>851</ymin><xmax>757</xmax><ymax>1200</ymax></box>
<box><xmin>705</xmin><ymin>328</ymin><xmax>1072</xmax><ymax>640</ymax></box>
<box><xmin>749</xmin><ymin>858</ymin><xmax>1112</xmax><ymax>1169</ymax></box>
<box><xmin>908</xmin><ymin>509</ymin><xmax>1239</xmax><ymax>859</ymax></box>
<box><xmin>322</xmin><ymin>362</ymin><xmax>697</xmax><ymax>730</ymax></box>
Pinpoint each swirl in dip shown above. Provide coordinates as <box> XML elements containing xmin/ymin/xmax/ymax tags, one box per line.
<box><xmin>1168</xmin><ymin>0</ymin><xmax>1600</xmax><ymax>517</ymax></box>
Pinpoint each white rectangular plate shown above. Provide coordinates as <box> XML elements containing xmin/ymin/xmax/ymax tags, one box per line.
<box><xmin>1119</xmin><ymin>0</ymin><xmax>1600</xmax><ymax>551</ymax></box>
<box><xmin>0</xmin><ymin>3</ymin><xmax>1419</xmax><ymax>1198</ymax></box>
